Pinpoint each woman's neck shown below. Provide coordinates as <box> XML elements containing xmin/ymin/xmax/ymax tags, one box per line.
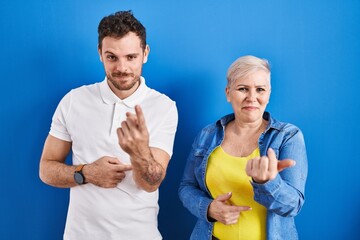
<box><xmin>231</xmin><ymin>118</ymin><xmax>266</xmax><ymax>136</ymax></box>
<box><xmin>222</xmin><ymin>119</ymin><xmax>267</xmax><ymax>157</ymax></box>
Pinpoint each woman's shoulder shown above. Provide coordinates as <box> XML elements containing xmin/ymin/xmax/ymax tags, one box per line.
<box><xmin>198</xmin><ymin>121</ymin><xmax>219</xmax><ymax>136</ymax></box>
<box><xmin>200</xmin><ymin>113</ymin><xmax>234</xmax><ymax>133</ymax></box>
<box><xmin>266</xmin><ymin>112</ymin><xmax>303</xmax><ymax>136</ymax></box>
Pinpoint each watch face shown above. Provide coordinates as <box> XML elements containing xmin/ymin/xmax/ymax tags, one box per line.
<box><xmin>74</xmin><ymin>172</ymin><xmax>84</xmax><ymax>184</ymax></box>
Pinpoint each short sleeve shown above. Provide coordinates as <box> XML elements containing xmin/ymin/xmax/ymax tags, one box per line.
<box><xmin>49</xmin><ymin>91</ymin><xmax>72</xmax><ymax>142</ymax></box>
<box><xmin>149</xmin><ymin>102</ymin><xmax>178</xmax><ymax>157</ymax></box>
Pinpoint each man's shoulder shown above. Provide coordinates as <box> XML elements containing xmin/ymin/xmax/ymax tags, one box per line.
<box><xmin>145</xmin><ymin>87</ymin><xmax>176</xmax><ymax>106</ymax></box>
<box><xmin>140</xmin><ymin>87</ymin><xmax>178</xmax><ymax>122</ymax></box>
<box><xmin>71</xmin><ymin>81</ymin><xmax>101</xmax><ymax>92</ymax></box>
<box><xmin>67</xmin><ymin>81</ymin><xmax>102</xmax><ymax>98</ymax></box>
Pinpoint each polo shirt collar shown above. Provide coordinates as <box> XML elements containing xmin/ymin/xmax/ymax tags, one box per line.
<box><xmin>100</xmin><ymin>76</ymin><xmax>148</xmax><ymax>107</ymax></box>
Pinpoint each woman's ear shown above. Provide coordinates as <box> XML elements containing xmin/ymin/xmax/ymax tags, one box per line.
<box><xmin>225</xmin><ymin>87</ymin><xmax>231</xmax><ymax>102</ymax></box>
<box><xmin>267</xmin><ymin>88</ymin><xmax>271</xmax><ymax>104</ymax></box>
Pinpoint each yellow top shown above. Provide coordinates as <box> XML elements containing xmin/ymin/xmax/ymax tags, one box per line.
<box><xmin>206</xmin><ymin>146</ymin><xmax>266</xmax><ymax>240</ymax></box>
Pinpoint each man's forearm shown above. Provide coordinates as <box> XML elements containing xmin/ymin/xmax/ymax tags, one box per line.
<box><xmin>39</xmin><ymin>160</ymin><xmax>78</xmax><ymax>188</ymax></box>
<box><xmin>130</xmin><ymin>153</ymin><xmax>164</xmax><ymax>192</ymax></box>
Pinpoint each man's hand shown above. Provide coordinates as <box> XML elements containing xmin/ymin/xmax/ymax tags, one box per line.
<box><xmin>117</xmin><ymin>105</ymin><xmax>150</xmax><ymax>158</ymax></box>
<box><xmin>116</xmin><ymin>105</ymin><xmax>168</xmax><ymax>192</ymax></box>
<box><xmin>84</xmin><ymin>156</ymin><xmax>132</xmax><ymax>188</ymax></box>
<box><xmin>245</xmin><ymin>148</ymin><xmax>296</xmax><ymax>184</ymax></box>
<box><xmin>208</xmin><ymin>192</ymin><xmax>252</xmax><ymax>225</ymax></box>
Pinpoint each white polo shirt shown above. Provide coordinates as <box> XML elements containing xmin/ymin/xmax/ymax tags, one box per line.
<box><xmin>49</xmin><ymin>77</ymin><xmax>178</xmax><ymax>240</ymax></box>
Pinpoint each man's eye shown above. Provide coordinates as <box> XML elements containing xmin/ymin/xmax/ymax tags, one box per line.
<box><xmin>257</xmin><ymin>88</ymin><xmax>265</xmax><ymax>92</ymax></box>
<box><xmin>106</xmin><ymin>55</ymin><xmax>116</xmax><ymax>61</ymax></box>
<box><xmin>127</xmin><ymin>55</ymin><xmax>136</xmax><ymax>61</ymax></box>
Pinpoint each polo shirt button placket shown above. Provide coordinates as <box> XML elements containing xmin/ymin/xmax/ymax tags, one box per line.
<box><xmin>111</xmin><ymin>101</ymin><xmax>127</xmax><ymax>137</ymax></box>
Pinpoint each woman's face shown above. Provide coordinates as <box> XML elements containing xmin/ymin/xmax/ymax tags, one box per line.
<box><xmin>226</xmin><ymin>70</ymin><xmax>271</xmax><ymax>124</ymax></box>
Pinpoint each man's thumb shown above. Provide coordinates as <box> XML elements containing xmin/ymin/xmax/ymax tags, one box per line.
<box><xmin>108</xmin><ymin>157</ymin><xmax>120</xmax><ymax>164</ymax></box>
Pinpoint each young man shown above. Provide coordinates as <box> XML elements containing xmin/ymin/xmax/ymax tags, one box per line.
<box><xmin>39</xmin><ymin>11</ymin><xmax>178</xmax><ymax>240</ymax></box>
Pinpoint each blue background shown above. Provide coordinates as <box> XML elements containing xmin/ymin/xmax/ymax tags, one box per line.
<box><xmin>1</xmin><ymin>0</ymin><xmax>359</xmax><ymax>239</ymax></box>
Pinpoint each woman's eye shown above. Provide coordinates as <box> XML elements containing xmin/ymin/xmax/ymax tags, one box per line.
<box><xmin>238</xmin><ymin>87</ymin><xmax>247</xmax><ymax>92</ymax></box>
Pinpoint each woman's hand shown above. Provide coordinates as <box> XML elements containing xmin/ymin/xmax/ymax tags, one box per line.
<box><xmin>245</xmin><ymin>148</ymin><xmax>295</xmax><ymax>184</ymax></box>
<box><xmin>208</xmin><ymin>192</ymin><xmax>252</xmax><ymax>225</ymax></box>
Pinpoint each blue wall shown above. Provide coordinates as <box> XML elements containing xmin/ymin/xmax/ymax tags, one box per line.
<box><xmin>1</xmin><ymin>0</ymin><xmax>359</xmax><ymax>239</ymax></box>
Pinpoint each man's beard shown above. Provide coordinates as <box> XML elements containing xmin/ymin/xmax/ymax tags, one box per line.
<box><xmin>107</xmin><ymin>72</ymin><xmax>140</xmax><ymax>91</ymax></box>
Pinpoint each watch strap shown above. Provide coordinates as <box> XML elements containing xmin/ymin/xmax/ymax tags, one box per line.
<box><xmin>75</xmin><ymin>164</ymin><xmax>86</xmax><ymax>173</ymax></box>
<box><xmin>74</xmin><ymin>164</ymin><xmax>87</xmax><ymax>184</ymax></box>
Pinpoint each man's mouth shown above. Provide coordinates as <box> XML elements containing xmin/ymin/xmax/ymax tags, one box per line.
<box><xmin>112</xmin><ymin>72</ymin><xmax>134</xmax><ymax>78</ymax></box>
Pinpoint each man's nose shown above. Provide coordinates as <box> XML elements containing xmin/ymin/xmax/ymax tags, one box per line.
<box><xmin>115</xmin><ymin>60</ymin><xmax>127</xmax><ymax>72</ymax></box>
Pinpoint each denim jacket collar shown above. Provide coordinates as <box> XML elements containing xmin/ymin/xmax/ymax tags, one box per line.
<box><xmin>217</xmin><ymin>111</ymin><xmax>283</xmax><ymax>133</ymax></box>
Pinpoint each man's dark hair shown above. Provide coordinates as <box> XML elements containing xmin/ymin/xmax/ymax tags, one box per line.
<box><xmin>98</xmin><ymin>10</ymin><xmax>146</xmax><ymax>51</ymax></box>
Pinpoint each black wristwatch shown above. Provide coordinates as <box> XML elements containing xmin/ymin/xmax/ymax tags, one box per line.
<box><xmin>74</xmin><ymin>164</ymin><xmax>87</xmax><ymax>185</ymax></box>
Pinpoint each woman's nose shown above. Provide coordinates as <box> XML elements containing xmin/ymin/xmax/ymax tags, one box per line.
<box><xmin>246</xmin><ymin>90</ymin><xmax>257</xmax><ymax>101</ymax></box>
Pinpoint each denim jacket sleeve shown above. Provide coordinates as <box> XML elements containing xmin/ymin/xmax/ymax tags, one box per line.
<box><xmin>252</xmin><ymin>125</ymin><xmax>308</xmax><ymax>217</ymax></box>
<box><xmin>178</xmin><ymin>132</ymin><xmax>214</xmax><ymax>222</ymax></box>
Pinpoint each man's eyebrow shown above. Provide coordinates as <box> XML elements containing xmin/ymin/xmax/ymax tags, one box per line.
<box><xmin>103</xmin><ymin>50</ymin><xmax>115</xmax><ymax>55</ymax></box>
<box><xmin>103</xmin><ymin>51</ymin><xmax>140</xmax><ymax>56</ymax></box>
<box><xmin>126</xmin><ymin>53</ymin><xmax>140</xmax><ymax>56</ymax></box>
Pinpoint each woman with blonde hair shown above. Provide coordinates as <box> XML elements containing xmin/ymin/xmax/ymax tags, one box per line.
<box><xmin>179</xmin><ymin>55</ymin><xmax>308</xmax><ymax>240</ymax></box>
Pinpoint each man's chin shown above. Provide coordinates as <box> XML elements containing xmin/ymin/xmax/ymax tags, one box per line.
<box><xmin>108</xmin><ymin>77</ymin><xmax>139</xmax><ymax>91</ymax></box>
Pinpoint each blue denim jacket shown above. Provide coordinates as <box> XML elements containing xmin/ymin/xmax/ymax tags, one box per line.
<box><xmin>178</xmin><ymin>112</ymin><xmax>308</xmax><ymax>240</ymax></box>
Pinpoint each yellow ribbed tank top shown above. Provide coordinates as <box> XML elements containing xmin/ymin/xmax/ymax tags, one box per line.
<box><xmin>206</xmin><ymin>146</ymin><xmax>266</xmax><ymax>240</ymax></box>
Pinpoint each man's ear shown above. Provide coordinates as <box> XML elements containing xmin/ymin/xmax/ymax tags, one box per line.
<box><xmin>98</xmin><ymin>46</ymin><xmax>103</xmax><ymax>62</ymax></box>
<box><xmin>143</xmin><ymin>45</ymin><xmax>150</xmax><ymax>64</ymax></box>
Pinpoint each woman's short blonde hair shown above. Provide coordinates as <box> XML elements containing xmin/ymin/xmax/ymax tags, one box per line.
<box><xmin>226</xmin><ymin>55</ymin><xmax>271</xmax><ymax>87</ymax></box>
